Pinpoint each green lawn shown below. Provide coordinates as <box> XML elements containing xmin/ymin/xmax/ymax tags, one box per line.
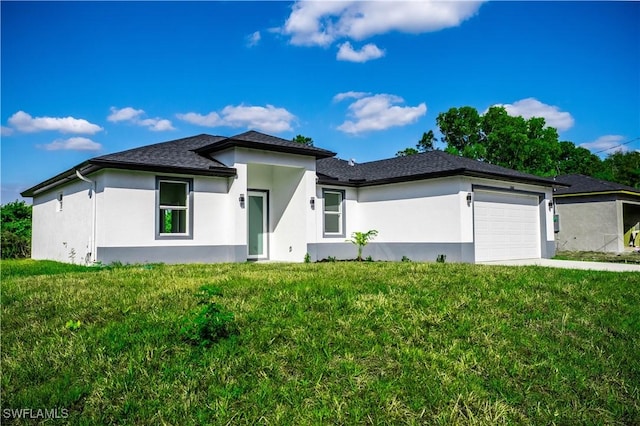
<box><xmin>1</xmin><ymin>260</ymin><xmax>639</xmax><ymax>424</ymax></box>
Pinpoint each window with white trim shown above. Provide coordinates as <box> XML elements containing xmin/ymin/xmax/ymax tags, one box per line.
<box><xmin>158</xmin><ymin>179</ymin><xmax>189</xmax><ymax>235</ymax></box>
<box><xmin>323</xmin><ymin>189</ymin><xmax>344</xmax><ymax>236</ymax></box>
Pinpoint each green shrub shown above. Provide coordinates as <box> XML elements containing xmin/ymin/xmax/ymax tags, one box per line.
<box><xmin>180</xmin><ymin>285</ymin><xmax>236</xmax><ymax>346</ymax></box>
<box><xmin>401</xmin><ymin>255</ymin><xmax>412</xmax><ymax>262</ymax></box>
<box><xmin>304</xmin><ymin>252</ymin><xmax>311</xmax><ymax>263</ymax></box>
<box><xmin>1</xmin><ymin>200</ymin><xmax>32</xmax><ymax>259</ymax></box>
<box><xmin>436</xmin><ymin>254</ymin><xmax>447</xmax><ymax>263</ymax></box>
<box><xmin>1</xmin><ymin>230</ymin><xmax>30</xmax><ymax>259</ymax></box>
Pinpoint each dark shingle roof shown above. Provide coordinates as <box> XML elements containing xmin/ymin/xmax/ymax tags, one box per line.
<box><xmin>317</xmin><ymin>150</ymin><xmax>560</xmax><ymax>187</ymax></box>
<box><xmin>22</xmin><ymin>132</ymin><xmax>563</xmax><ymax>197</ymax></box>
<box><xmin>21</xmin><ymin>134</ymin><xmax>237</xmax><ymax>197</ymax></box>
<box><xmin>554</xmin><ymin>174</ymin><xmax>640</xmax><ymax>196</ymax></box>
<box><xmin>92</xmin><ymin>134</ymin><xmax>230</xmax><ymax>170</ymax></box>
<box><xmin>195</xmin><ymin>130</ymin><xmax>336</xmax><ymax>159</ymax></box>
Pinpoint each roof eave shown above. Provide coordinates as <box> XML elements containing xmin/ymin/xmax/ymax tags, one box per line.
<box><xmin>316</xmin><ymin>169</ymin><xmax>563</xmax><ymax>188</ymax></box>
<box><xmin>88</xmin><ymin>159</ymin><xmax>237</xmax><ymax>177</ymax></box>
<box><xmin>461</xmin><ymin>170</ymin><xmax>562</xmax><ymax>187</ymax></box>
<box><xmin>554</xmin><ymin>190</ymin><xmax>640</xmax><ymax>198</ymax></box>
<box><xmin>21</xmin><ymin>161</ymin><xmax>98</xmax><ymax>197</ymax></box>
<box><xmin>20</xmin><ymin>160</ymin><xmax>237</xmax><ymax>198</ymax></box>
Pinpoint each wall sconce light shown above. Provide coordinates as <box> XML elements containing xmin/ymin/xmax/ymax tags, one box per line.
<box><xmin>548</xmin><ymin>200</ymin><xmax>554</xmax><ymax>211</ymax></box>
<box><xmin>239</xmin><ymin>193</ymin><xmax>245</xmax><ymax>208</ymax></box>
<box><xmin>310</xmin><ymin>197</ymin><xmax>315</xmax><ymax>209</ymax></box>
<box><xmin>466</xmin><ymin>192</ymin><xmax>473</xmax><ymax>206</ymax></box>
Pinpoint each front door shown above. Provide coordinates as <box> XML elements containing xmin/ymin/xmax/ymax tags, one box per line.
<box><xmin>247</xmin><ymin>190</ymin><xmax>268</xmax><ymax>259</ymax></box>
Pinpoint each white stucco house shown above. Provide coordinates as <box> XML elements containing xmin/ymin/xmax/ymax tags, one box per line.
<box><xmin>21</xmin><ymin>131</ymin><xmax>562</xmax><ymax>264</ymax></box>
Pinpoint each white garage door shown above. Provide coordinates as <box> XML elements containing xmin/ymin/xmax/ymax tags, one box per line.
<box><xmin>474</xmin><ymin>190</ymin><xmax>541</xmax><ymax>262</ymax></box>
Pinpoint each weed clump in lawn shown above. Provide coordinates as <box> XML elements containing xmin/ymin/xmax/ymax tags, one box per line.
<box><xmin>181</xmin><ymin>285</ymin><xmax>236</xmax><ymax>346</ymax></box>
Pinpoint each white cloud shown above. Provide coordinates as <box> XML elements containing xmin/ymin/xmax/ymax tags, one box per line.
<box><xmin>221</xmin><ymin>105</ymin><xmax>296</xmax><ymax>133</ymax></box>
<box><xmin>281</xmin><ymin>1</ymin><xmax>484</xmax><ymax>47</ymax></box>
<box><xmin>7</xmin><ymin>111</ymin><xmax>102</xmax><ymax>134</ymax></box>
<box><xmin>333</xmin><ymin>91</ymin><xmax>371</xmax><ymax>102</ymax></box>
<box><xmin>494</xmin><ymin>98</ymin><xmax>575</xmax><ymax>132</ymax></box>
<box><xmin>337</xmin><ymin>42</ymin><xmax>385</xmax><ymax>63</ymax></box>
<box><xmin>175</xmin><ymin>112</ymin><xmax>223</xmax><ymax>127</ymax></box>
<box><xmin>337</xmin><ymin>93</ymin><xmax>427</xmax><ymax>134</ymax></box>
<box><xmin>1</xmin><ymin>126</ymin><xmax>14</xmax><ymax>136</ymax></box>
<box><xmin>107</xmin><ymin>106</ymin><xmax>144</xmax><ymax>122</ymax></box>
<box><xmin>247</xmin><ymin>31</ymin><xmax>261</xmax><ymax>47</ymax></box>
<box><xmin>177</xmin><ymin>104</ymin><xmax>297</xmax><ymax>133</ymax></box>
<box><xmin>580</xmin><ymin>135</ymin><xmax>628</xmax><ymax>154</ymax></box>
<box><xmin>39</xmin><ymin>137</ymin><xmax>102</xmax><ymax>151</ymax></box>
<box><xmin>139</xmin><ymin>118</ymin><xmax>175</xmax><ymax>132</ymax></box>
<box><xmin>108</xmin><ymin>106</ymin><xmax>175</xmax><ymax>131</ymax></box>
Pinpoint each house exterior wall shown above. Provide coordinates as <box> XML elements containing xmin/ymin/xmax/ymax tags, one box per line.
<box><xmin>555</xmin><ymin>200</ymin><xmax>620</xmax><ymax>252</ymax></box>
<box><xmin>230</xmin><ymin>148</ymin><xmax>317</xmax><ymax>262</ymax></box>
<box><xmin>95</xmin><ymin>169</ymin><xmax>243</xmax><ymax>264</ymax></box>
<box><xmin>309</xmin><ymin>176</ymin><xmax>555</xmax><ymax>262</ymax></box>
<box><xmin>31</xmin><ymin>175</ymin><xmax>97</xmax><ymax>264</ymax></box>
<box><xmin>555</xmin><ymin>200</ymin><xmax>621</xmax><ymax>252</ymax></box>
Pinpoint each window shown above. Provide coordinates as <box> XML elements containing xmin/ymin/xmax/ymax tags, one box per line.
<box><xmin>56</xmin><ymin>192</ymin><xmax>63</xmax><ymax>212</ymax></box>
<box><xmin>157</xmin><ymin>179</ymin><xmax>191</xmax><ymax>236</ymax></box>
<box><xmin>323</xmin><ymin>189</ymin><xmax>344</xmax><ymax>236</ymax></box>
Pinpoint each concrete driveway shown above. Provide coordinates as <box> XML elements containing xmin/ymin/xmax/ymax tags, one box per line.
<box><xmin>478</xmin><ymin>258</ymin><xmax>640</xmax><ymax>272</ymax></box>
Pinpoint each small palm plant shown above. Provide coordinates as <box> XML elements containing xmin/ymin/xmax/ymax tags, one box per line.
<box><xmin>347</xmin><ymin>230</ymin><xmax>378</xmax><ymax>261</ymax></box>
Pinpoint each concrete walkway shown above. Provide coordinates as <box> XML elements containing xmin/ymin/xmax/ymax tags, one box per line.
<box><xmin>479</xmin><ymin>258</ymin><xmax>640</xmax><ymax>272</ymax></box>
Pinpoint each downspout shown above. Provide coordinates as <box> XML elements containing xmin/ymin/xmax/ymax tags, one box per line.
<box><xmin>75</xmin><ymin>170</ymin><xmax>97</xmax><ymax>264</ymax></box>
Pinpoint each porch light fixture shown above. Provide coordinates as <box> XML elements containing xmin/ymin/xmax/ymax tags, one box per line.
<box><xmin>466</xmin><ymin>192</ymin><xmax>473</xmax><ymax>206</ymax></box>
<box><xmin>548</xmin><ymin>200</ymin><xmax>554</xmax><ymax>211</ymax></box>
<box><xmin>239</xmin><ymin>193</ymin><xmax>245</xmax><ymax>207</ymax></box>
<box><xmin>310</xmin><ymin>197</ymin><xmax>315</xmax><ymax>209</ymax></box>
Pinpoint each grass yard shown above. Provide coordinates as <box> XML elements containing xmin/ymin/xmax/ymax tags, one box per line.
<box><xmin>1</xmin><ymin>260</ymin><xmax>639</xmax><ymax>425</ymax></box>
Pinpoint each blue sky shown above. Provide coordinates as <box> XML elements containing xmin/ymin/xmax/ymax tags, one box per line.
<box><xmin>2</xmin><ymin>1</ymin><xmax>639</xmax><ymax>204</ymax></box>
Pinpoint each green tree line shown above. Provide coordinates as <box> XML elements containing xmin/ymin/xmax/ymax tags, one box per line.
<box><xmin>397</xmin><ymin>105</ymin><xmax>639</xmax><ymax>188</ymax></box>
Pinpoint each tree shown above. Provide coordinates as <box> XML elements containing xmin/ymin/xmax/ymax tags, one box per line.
<box><xmin>481</xmin><ymin>109</ymin><xmax>561</xmax><ymax>176</ymax></box>
<box><xmin>556</xmin><ymin>141</ymin><xmax>603</xmax><ymax>176</ymax></box>
<box><xmin>347</xmin><ymin>230</ymin><xmax>378</xmax><ymax>261</ymax></box>
<box><xmin>436</xmin><ymin>106</ymin><xmax>484</xmax><ymax>159</ymax></box>
<box><xmin>417</xmin><ymin>130</ymin><xmax>436</xmax><ymax>152</ymax></box>
<box><xmin>292</xmin><ymin>134</ymin><xmax>314</xmax><ymax>146</ymax></box>
<box><xmin>1</xmin><ymin>200</ymin><xmax>32</xmax><ymax>259</ymax></box>
<box><xmin>597</xmin><ymin>151</ymin><xmax>640</xmax><ymax>188</ymax></box>
<box><xmin>395</xmin><ymin>130</ymin><xmax>437</xmax><ymax>157</ymax></box>
<box><xmin>435</xmin><ymin>105</ymin><xmax>565</xmax><ymax>176</ymax></box>
<box><xmin>395</xmin><ymin>147</ymin><xmax>419</xmax><ymax>157</ymax></box>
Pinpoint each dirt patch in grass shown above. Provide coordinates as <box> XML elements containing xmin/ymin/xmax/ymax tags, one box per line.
<box><xmin>555</xmin><ymin>250</ymin><xmax>640</xmax><ymax>265</ymax></box>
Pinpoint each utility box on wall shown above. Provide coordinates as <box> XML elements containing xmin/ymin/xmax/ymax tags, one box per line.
<box><xmin>554</xmin><ymin>214</ymin><xmax>560</xmax><ymax>233</ymax></box>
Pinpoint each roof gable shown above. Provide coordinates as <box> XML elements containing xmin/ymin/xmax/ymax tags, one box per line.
<box><xmin>194</xmin><ymin>130</ymin><xmax>336</xmax><ymax>159</ymax></box>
